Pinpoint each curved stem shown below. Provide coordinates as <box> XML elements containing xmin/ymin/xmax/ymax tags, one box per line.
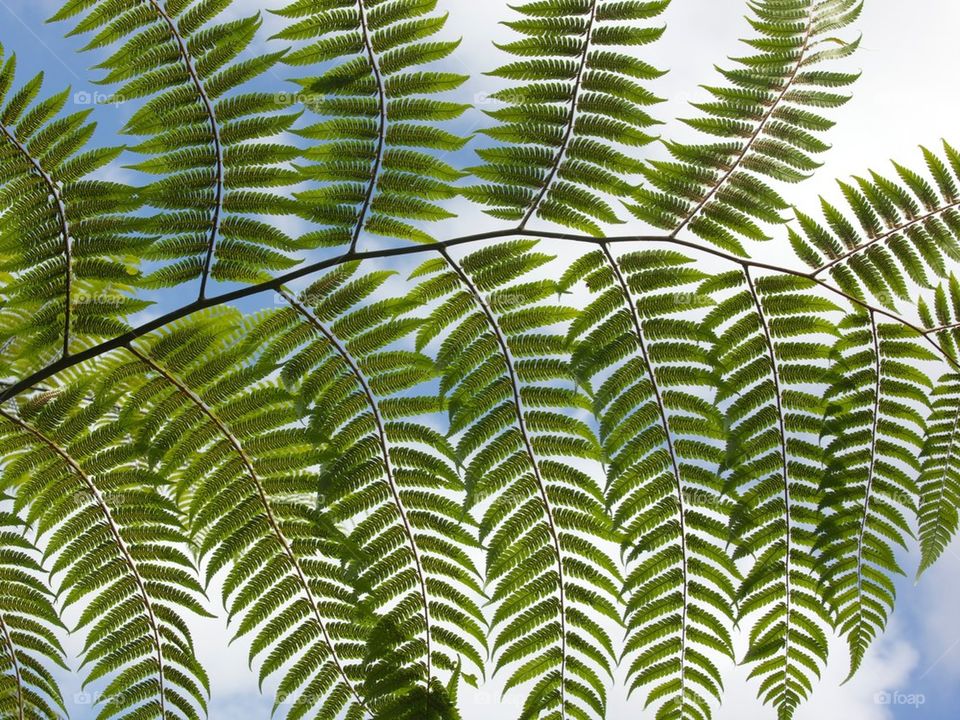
<box><xmin>812</xmin><ymin>200</ymin><xmax>960</xmax><ymax>278</ymax></box>
<box><xmin>438</xmin><ymin>247</ymin><xmax>569</xmax><ymax>715</ymax></box>
<box><xmin>0</xmin><ymin>612</ymin><xmax>25</xmax><ymax>720</ymax></box>
<box><xmin>744</xmin><ymin>267</ymin><xmax>793</xmax><ymax>704</ymax></box>
<box><xmin>144</xmin><ymin>0</ymin><xmax>224</xmax><ymax>301</ymax></box>
<box><xmin>926</xmin><ymin>320</ymin><xmax>960</xmax><ymax>335</ymax></box>
<box><xmin>351</xmin><ymin>0</ymin><xmax>388</xmax><ymax>254</ymax></box>
<box><xmin>851</xmin><ymin>310</ymin><xmax>881</xmax><ymax>659</ymax></box>
<box><xmin>278</xmin><ymin>289</ymin><xmax>433</xmax><ymax>692</ymax></box>
<box><xmin>671</xmin><ymin>7</ymin><xmax>816</xmax><ymax>239</ymax></box>
<box><xmin>600</xmin><ymin>242</ymin><xmax>689</xmax><ymax>702</ymax></box>
<box><xmin>0</xmin><ymin>123</ymin><xmax>71</xmax><ymax>359</ymax></box>
<box><xmin>0</xmin><ymin>408</ymin><xmax>168</xmax><ymax>716</ymax></box>
<box><xmin>518</xmin><ymin>0</ymin><xmax>599</xmax><ymax>230</ymax></box>
<box><xmin>3</xmin><ymin>227</ymin><xmax>957</xmax><ymax>403</ymax></box>
<box><xmin>124</xmin><ymin>345</ymin><xmax>370</xmax><ymax>716</ymax></box>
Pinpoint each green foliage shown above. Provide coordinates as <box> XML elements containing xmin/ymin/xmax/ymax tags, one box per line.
<box><xmin>0</xmin><ymin>375</ymin><xmax>209</xmax><ymax>720</ymax></box>
<box><xmin>466</xmin><ymin>0</ymin><xmax>669</xmax><ymax>235</ymax></box>
<box><xmin>560</xmin><ymin>247</ymin><xmax>735</xmax><ymax>720</ymax></box>
<box><xmin>915</xmin><ymin>278</ymin><xmax>960</xmax><ymax>574</ymax></box>
<box><xmin>792</xmin><ymin>142</ymin><xmax>960</xmax><ymax>307</ymax></box>
<box><xmin>52</xmin><ymin>0</ymin><xmax>300</xmax><ymax>291</ymax></box>
<box><xmin>255</xmin><ymin>266</ymin><xmax>486</xmax><ymax>712</ymax></box>
<box><xmin>408</xmin><ymin>241</ymin><xmax>619</xmax><ymax>719</ymax></box>
<box><xmin>275</xmin><ymin>0</ymin><xmax>469</xmax><ymax>249</ymax></box>
<box><xmin>0</xmin><ymin>506</ymin><xmax>67</xmax><ymax>720</ymax></box>
<box><xmin>2</xmin><ymin>1</ymin><xmax>960</xmax><ymax>719</ymax></box>
<box><xmin>704</xmin><ymin>269</ymin><xmax>839</xmax><ymax>719</ymax></box>
<box><xmin>628</xmin><ymin>0</ymin><xmax>862</xmax><ymax>254</ymax></box>
<box><xmin>819</xmin><ymin>312</ymin><xmax>933</xmax><ymax>675</ymax></box>
<box><xmin>116</xmin><ymin>311</ymin><xmax>370</xmax><ymax>720</ymax></box>
<box><xmin>0</xmin><ymin>51</ymin><xmax>141</xmax><ymax>377</ymax></box>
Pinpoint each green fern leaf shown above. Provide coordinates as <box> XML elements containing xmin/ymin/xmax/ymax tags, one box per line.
<box><xmin>628</xmin><ymin>0</ymin><xmax>862</xmax><ymax>253</ymax></box>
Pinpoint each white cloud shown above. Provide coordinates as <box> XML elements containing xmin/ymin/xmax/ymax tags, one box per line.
<box><xmin>910</xmin><ymin>539</ymin><xmax>960</xmax><ymax>685</ymax></box>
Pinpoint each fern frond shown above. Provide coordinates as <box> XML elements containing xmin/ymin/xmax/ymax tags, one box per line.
<box><xmin>0</xmin><ymin>374</ymin><xmax>209</xmax><ymax>720</ymax></box>
<box><xmin>628</xmin><ymin>0</ymin><xmax>861</xmax><ymax>253</ymax></box>
<box><xmin>465</xmin><ymin>0</ymin><xmax>670</xmax><ymax>235</ymax></box>
<box><xmin>0</xmin><ymin>52</ymin><xmax>141</xmax><ymax>377</ymax></box>
<box><xmin>115</xmin><ymin>311</ymin><xmax>371</xmax><ymax>718</ymax></box>
<box><xmin>244</xmin><ymin>269</ymin><xmax>485</xmax><ymax>711</ymax></box>
<box><xmin>916</xmin><ymin>372</ymin><xmax>960</xmax><ymax>578</ymax></box>
<box><xmin>3</xmin><ymin>1</ymin><xmax>960</xmax><ymax>715</ymax></box>
<box><xmin>560</xmin><ymin>245</ymin><xmax>736</xmax><ymax>720</ymax></box>
<box><xmin>408</xmin><ymin>241</ymin><xmax>619</xmax><ymax>719</ymax></box>
<box><xmin>914</xmin><ymin>278</ymin><xmax>960</xmax><ymax>573</ymax></box>
<box><xmin>275</xmin><ymin>0</ymin><xmax>469</xmax><ymax>250</ymax></box>
<box><xmin>792</xmin><ymin>142</ymin><xmax>960</xmax><ymax>308</ymax></box>
<box><xmin>52</xmin><ymin>0</ymin><xmax>298</xmax><ymax>293</ymax></box>
<box><xmin>704</xmin><ymin>268</ymin><xmax>840</xmax><ymax>719</ymax></box>
<box><xmin>0</xmin><ymin>506</ymin><xmax>68</xmax><ymax>720</ymax></box>
<box><xmin>819</xmin><ymin>311</ymin><xmax>933</xmax><ymax>675</ymax></box>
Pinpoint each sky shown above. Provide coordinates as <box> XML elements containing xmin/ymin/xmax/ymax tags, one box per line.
<box><xmin>0</xmin><ymin>0</ymin><xmax>959</xmax><ymax>718</ymax></box>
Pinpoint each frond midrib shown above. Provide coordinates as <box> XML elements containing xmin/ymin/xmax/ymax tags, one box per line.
<box><xmin>0</xmin><ymin>120</ymin><xmax>71</xmax><ymax>359</ymax></box>
<box><xmin>600</xmin><ymin>241</ymin><xmax>693</xmax><ymax>708</ymax></box>
<box><xmin>671</xmin><ymin>5</ymin><xmax>817</xmax><ymax>240</ymax></box>
<box><xmin>7</xmin><ymin>225</ymin><xmax>960</xmax><ymax>404</ymax></box>
<box><xmin>0</xmin><ymin>611</ymin><xmax>26</xmax><ymax>720</ymax></box>
<box><xmin>812</xmin><ymin>198</ymin><xmax>960</xmax><ymax>277</ymax></box>
<box><xmin>744</xmin><ymin>267</ymin><xmax>795</xmax><ymax>709</ymax></box>
<box><xmin>145</xmin><ymin>0</ymin><xmax>225</xmax><ymax>301</ymax></box>
<box><xmin>439</xmin><ymin>246</ymin><xmax>572</xmax><ymax>715</ymax></box>
<box><xmin>519</xmin><ymin>0</ymin><xmax>600</xmax><ymax>231</ymax></box>
<box><xmin>351</xmin><ymin>0</ymin><xmax>389</xmax><ymax>253</ymax></box>
<box><xmin>0</xmin><ymin>407</ymin><xmax>170</xmax><ymax>718</ymax></box>
<box><xmin>125</xmin><ymin>344</ymin><xmax>371</xmax><ymax>716</ymax></box>
<box><xmin>279</xmin><ymin>287</ymin><xmax>435</xmax><ymax>692</ymax></box>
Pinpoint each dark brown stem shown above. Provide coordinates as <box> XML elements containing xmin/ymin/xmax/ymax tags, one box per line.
<box><xmin>925</xmin><ymin>320</ymin><xmax>960</xmax><ymax>335</ymax></box>
<box><xmin>2</xmin><ymin>227</ymin><xmax>957</xmax><ymax>403</ymax></box>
